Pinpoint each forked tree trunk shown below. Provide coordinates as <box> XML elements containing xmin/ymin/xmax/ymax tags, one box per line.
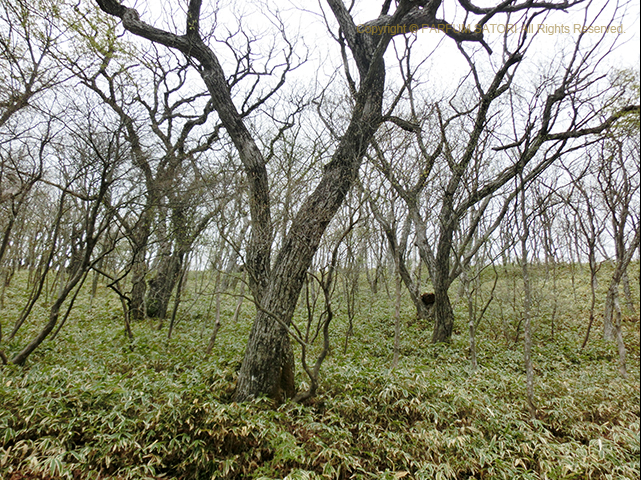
<box><xmin>147</xmin><ymin>204</ymin><xmax>198</xmax><ymax>319</ymax></box>
<box><xmin>229</xmin><ymin>0</ymin><xmax>394</xmax><ymax>402</ymax></box>
<box><xmin>232</xmin><ymin>94</ymin><xmax>384</xmax><ymax>401</ymax></box>
<box><xmin>94</xmin><ymin>0</ymin><xmax>406</xmax><ymax>402</ymax></box>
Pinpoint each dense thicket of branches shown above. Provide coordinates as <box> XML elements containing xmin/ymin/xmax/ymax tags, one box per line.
<box><xmin>0</xmin><ymin>0</ymin><xmax>638</xmax><ymax>401</ymax></box>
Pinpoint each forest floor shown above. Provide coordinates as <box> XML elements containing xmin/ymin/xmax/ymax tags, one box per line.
<box><xmin>0</xmin><ymin>263</ymin><xmax>639</xmax><ymax>479</ymax></box>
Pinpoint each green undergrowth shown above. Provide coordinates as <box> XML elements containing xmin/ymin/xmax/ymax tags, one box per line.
<box><xmin>0</xmin><ymin>268</ymin><xmax>639</xmax><ymax>479</ymax></box>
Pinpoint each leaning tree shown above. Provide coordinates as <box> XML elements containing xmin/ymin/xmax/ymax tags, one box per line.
<box><xmin>92</xmin><ymin>0</ymin><xmax>638</xmax><ymax>402</ymax></box>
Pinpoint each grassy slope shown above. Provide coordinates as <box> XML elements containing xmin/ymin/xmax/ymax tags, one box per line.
<box><xmin>0</xmin><ymin>263</ymin><xmax>639</xmax><ymax>479</ymax></box>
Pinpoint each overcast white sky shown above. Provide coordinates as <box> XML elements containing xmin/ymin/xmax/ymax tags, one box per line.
<box><xmin>261</xmin><ymin>0</ymin><xmax>639</xmax><ymax>107</ymax></box>
<box><xmin>132</xmin><ymin>0</ymin><xmax>639</xmax><ymax>110</ymax></box>
<box><xmin>134</xmin><ymin>1</ymin><xmax>639</xmax><ymax>75</ymax></box>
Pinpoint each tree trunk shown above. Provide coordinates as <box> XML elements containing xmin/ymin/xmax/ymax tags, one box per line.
<box><xmin>205</xmin><ymin>266</ymin><xmax>223</xmax><ymax>355</ymax></box>
<box><xmin>520</xmin><ymin>193</ymin><xmax>536</xmax><ymax>420</ymax></box>
<box><xmin>581</xmin><ymin>253</ymin><xmax>600</xmax><ymax>349</ymax></box>
<box><xmin>233</xmin><ymin>64</ymin><xmax>386</xmax><ymax>401</ymax></box>
<box><xmin>431</xmin><ymin>279</ymin><xmax>455</xmax><ymax>343</ymax></box>
<box><xmin>146</xmin><ymin>252</ymin><xmax>182</xmax><ymax>319</ymax></box>
<box><xmin>93</xmin><ymin>0</ymin><xmax>391</xmax><ymax>403</ymax></box>
<box><xmin>621</xmin><ymin>269</ymin><xmax>636</xmax><ymax>317</ymax></box>
<box><xmin>431</xmin><ymin>227</ymin><xmax>456</xmax><ymax>343</ymax></box>
<box><xmin>129</xmin><ymin>254</ymin><xmax>148</xmax><ymax>321</ymax></box>
<box><xmin>232</xmin><ymin>163</ymin><xmax>369</xmax><ymax>401</ymax></box>
<box><xmin>11</xmin><ymin>287</ymin><xmax>70</xmax><ymax>365</ymax></box>
<box><xmin>12</xmin><ymin>225</ymin><xmax>103</xmax><ymax>364</ymax></box>
<box><xmin>392</xmin><ymin>270</ymin><xmax>402</xmax><ymax>369</ymax></box>
<box><xmin>613</xmin><ymin>294</ymin><xmax>628</xmax><ymax>379</ymax></box>
<box><xmin>461</xmin><ymin>270</ymin><xmax>478</xmax><ymax>373</ymax></box>
<box><xmin>89</xmin><ymin>255</ymin><xmax>104</xmax><ymax>308</ymax></box>
<box><xmin>372</xmin><ymin>204</ymin><xmax>431</xmax><ymax>321</ymax></box>
<box><xmin>147</xmin><ymin>203</ymin><xmax>202</xmax><ymax>319</ymax></box>
<box><xmin>128</xmin><ymin>207</ymin><xmax>154</xmax><ymax>321</ymax></box>
<box><xmin>604</xmin><ymin>271</ymin><xmax>622</xmax><ymax>341</ymax></box>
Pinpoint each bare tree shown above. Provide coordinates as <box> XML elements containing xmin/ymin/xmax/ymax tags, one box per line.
<box><xmin>371</xmin><ymin>4</ymin><xmax>639</xmax><ymax>343</ymax></box>
<box><xmin>0</xmin><ymin>0</ymin><xmax>66</xmax><ymax>129</ymax></box>
<box><xmin>559</xmin><ymin>158</ymin><xmax>608</xmax><ymax>349</ymax></box>
<box><xmin>92</xmin><ymin>0</ymin><xmax>638</xmax><ymax>402</ymax></box>
<box><xmin>518</xmin><ymin>174</ymin><xmax>536</xmax><ymax>419</ymax></box>
<box><xmin>0</xmin><ymin>0</ymin><xmax>70</xmax><ymax>309</ymax></box>
<box><xmin>0</xmin><ymin>144</ymin><xmax>46</xmax><ymax>296</ymax></box>
<box><xmin>367</xmin><ymin>185</ymin><xmax>431</xmax><ymax>321</ymax></box>
<box><xmin>10</xmin><ymin>115</ymin><xmax>124</xmax><ymax>365</ymax></box>
<box><xmin>65</xmin><ymin>18</ymin><xmax>226</xmax><ymax>321</ymax></box>
<box><xmin>599</xmin><ymin>123</ymin><xmax>640</xmax><ymax>347</ymax></box>
<box><xmin>293</xmin><ymin>212</ymin><xmax>359</xmax><ymax>402</ymax></box>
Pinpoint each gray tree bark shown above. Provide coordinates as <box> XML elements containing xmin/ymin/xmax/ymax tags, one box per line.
<box><xmin>93</xmin><ymin>0</ymin><xmax>624</xmax><ymax>401</ymax></box>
